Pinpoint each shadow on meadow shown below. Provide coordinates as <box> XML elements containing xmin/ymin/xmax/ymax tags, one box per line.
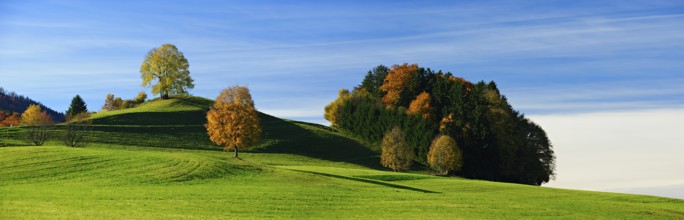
<box><xmin>254</xmin><ymin>113</ymin><xmax>383</xmax><ymax>169</ymax></box>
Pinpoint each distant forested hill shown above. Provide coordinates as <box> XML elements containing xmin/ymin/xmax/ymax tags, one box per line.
<box><xmin>0</xmin><ymin>87</ymin><xmax>65</xmax><ymax>122</ymax></box>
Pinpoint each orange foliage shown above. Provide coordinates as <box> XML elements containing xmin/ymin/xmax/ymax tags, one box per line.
<box><xmin>380</xmin><ymin>63</ymin><xmax>419</xmax><ymax>106</ymax></box>
<box><xmin>448</xmin><ymin>76</ymin><xmax>473</xmax><ymax>92</ymax></box>
<box><xmin>206</xmin><ymin>86</ymin><xmax>261</xmax><ymax>158</ymax></box>
<box><xmin>439</xmin><ymin>113</ymin><xmax>454</xmax><ymax>132</ymax></box>
<box><xmin>407</xmin><ymin>92</ymin><xmax>432</xmax><ymax>120</ymax></box>
<box><xmin>0</xmin><ymin>112</ymin><xmax>8</xmax><ymax>127</ymax></box>
<box><xmin>2</xmin><ymin>112</ymin><xmax>21</xmax><ymax>127</ymax></box>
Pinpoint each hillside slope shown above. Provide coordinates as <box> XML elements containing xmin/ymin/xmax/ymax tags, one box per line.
<box><xmin>89</xmin><ymin>96</ymin><xmax>378</xmax><ymax>167</ymax></box>
<box><xmin>1</xmin><ymin>96</ymin><xmax>682</xmax><ymax>219</ymax></box>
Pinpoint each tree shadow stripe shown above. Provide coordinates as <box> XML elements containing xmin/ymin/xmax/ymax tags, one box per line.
<box><xmin>286</xmin><ymin>169</ymin><xmax>439</xmax><ymax>194</ymax></box>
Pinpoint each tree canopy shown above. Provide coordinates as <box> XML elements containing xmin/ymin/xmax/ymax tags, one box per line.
<box><xmin>206</xmin><ymin>86</ymin><xmax>261</xmax><ymax>158</ymax></box>
<box><xmin>140</xmin><ymin>44</ymin><xmax>194</xmax><ymax>99</ymax></box>
<box><xmin>66</xmin><ymin>95</ymin><xmax>87</xmax><ymax>120</ymax></box>
<box><xmin>428</xmin><ymin>135</ymin><xmax>463</xmax><ymax>175</ymax></box>
<box><xmin>380</xmin><ymin>126</ymin><xmax>414</xmax><ymax>172</ymax></box>
<box><xmin>325</xmin><ymin>63</ymin><xmax>556</xmax><ymax>185</ymax></box>
<box><xmin>21</xmin><ymin>104</ymin><xmax>54</xmax><ymax>146</ymax></box>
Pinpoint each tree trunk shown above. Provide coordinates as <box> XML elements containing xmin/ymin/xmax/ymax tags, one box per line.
<box><xmin>234</xmin><ymin>147</ymin><xmax>239</xmax><ymax>158</ymax></box>
<box><xmin>162</xmin><ymin>92</ymin><xmax>169</xmax><ymax>100</ymax></box>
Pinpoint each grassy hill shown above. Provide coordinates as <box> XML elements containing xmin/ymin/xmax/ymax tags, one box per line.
<box><xmin>0</xmin><ymin>96</ymin><xmax>682</xmax><ymax>219</ymax></box>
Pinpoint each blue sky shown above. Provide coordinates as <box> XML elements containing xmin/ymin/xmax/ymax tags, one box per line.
<box><xmin>1</xmin><ymin>1</ymin><xmax>683</xmax><ymax>197</ymax></box>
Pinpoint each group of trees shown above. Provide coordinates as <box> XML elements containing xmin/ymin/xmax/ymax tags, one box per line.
<box><xmin>380</xmin><ymin>126</ymin><xmax>463</xmax><ymax>175</ymax></box>
<box><xmin>102</xmin><ymin>92</ymin><xmax>147</xmax><ymax>111</ymax></box>
<box><xmin>137</xmin><ymin>44</ymin><xmax>262</xmax><ymax>158</ymax></box>
<box><xmin>15</xmin><ymin>95</ymin><xmax>92</xmax><ymax>147</ymax></box>
<box><xmin>0</xmin><ymin>87</ymin><xmax>65</xmax><ymax>122</ymax></box>
<box><xmin>1</xmin><ymin>43</ymin><xmax>197</xmax><ymax>147</ymax></box>
<box><xmin>2</xmin><ymin>44</ymin><xmax>262</xmax><ymax>159</ymax></box>
<box><xmin>325</xmin><ymin>63</ymin><xmax>555</xmax><ymax>185</ymax></box>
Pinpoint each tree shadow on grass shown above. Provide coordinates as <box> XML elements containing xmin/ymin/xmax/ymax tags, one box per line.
<box><xmin>287</xmin><ymin>169</ymin><xmax>439</xmax><ymax>193</ymax></box>
<box><xmin>86</xmin><ymin>110</ymin><xmax>384</xmax><ymax>169</ymax></box>
<box><xmin>254</xmin><ymin>113</ymin><xmax>384</xmax><ymax>170</ymax></box>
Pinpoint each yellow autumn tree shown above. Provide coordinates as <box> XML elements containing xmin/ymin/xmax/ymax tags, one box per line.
<box><xmin>427</xmin><ymin>135</ymin><xmax>463</xmax><ymax>175</ymax></box>
<box><xmin>380</xmin><ymin>126</ymin><xmax>414</xmax><ymax>172</ymax></box>
<box><xmin>140</xmin><ymin>44</ymin><xmax>194</xmax><ymax>99</ymax></box>
<box><xmin>380</xmin><ymin>63</ymin><xmax>419</xmax><ymax>106</ymax></box>
<box><xmin>323</xmin><ymin>89</ymin><xmax>351</xmax><ymax>126</ymax></box>
<box><xmin>206</xmin><ymin>86</ymin><xmax>261</xmax><ymax>158</ymax></box>
<box><xmin>21</xmin><ymin>104</ymin><xmax>54</xmax><ymax>146</ymax></box>
<box><xmin>407</xmin><ymin>91</ymin><xmax>432</xmax><ymax>120</ymax></box>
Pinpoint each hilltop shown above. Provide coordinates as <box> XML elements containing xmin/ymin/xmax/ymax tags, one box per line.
<box><xmin>0</xmin><ymin>96</ymin><xmax>682</xmax><ymax>219</ymax></box>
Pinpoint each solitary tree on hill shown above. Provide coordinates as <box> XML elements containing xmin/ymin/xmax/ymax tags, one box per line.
<box><xmin>62</xmin><ymin>113</ymin><xmax>91</xmax><ymax>148</ymax></box>
<box><xmin>21</xmin><ymin>104</ymin><xmax>54</xmax><ymax>146</ymax></box>
<box><xmin>206</xmin><ymin>86</ymin><xmax>261</xmax><ymax>158</ymax></box>
<box><xmin>102</xmin><ymin>93</ymin><xmax>116</xmax><ymax>112</ymax></box>
<box><xmin>65</xmin><ymin>95</ymin><xmax>87</xmax><ymax>120</ymax></box>
<box><xmin>140</xmin><ymin>44</ymin><xmax>194</xmax><ymax>99</ymax></box>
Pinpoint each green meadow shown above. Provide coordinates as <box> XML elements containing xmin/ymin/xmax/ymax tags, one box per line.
<box><xmin>1</xmin><ymin>97</ymin><xmax>682</xmax><ymax>219</ymax></box>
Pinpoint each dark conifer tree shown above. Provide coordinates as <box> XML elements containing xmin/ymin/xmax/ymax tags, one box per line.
<box><xmin>66</xmin><ymin>95</ymin><xmax>88</xmax><ymax>119</ymax></box>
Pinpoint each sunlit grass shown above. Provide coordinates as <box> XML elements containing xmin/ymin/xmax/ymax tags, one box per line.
<box><xmin>1</xmin><ymin>96</ymin><xmax>682</xmax><ymax>219</ymax></box>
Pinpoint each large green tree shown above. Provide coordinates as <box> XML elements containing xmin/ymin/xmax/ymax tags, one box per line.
<box><xmin>65</xmin><ymin>95</ymin><xmax>87</xmax><ymax>120</ymax></box>
<box><xmin>140</xmin><ymin>44</ymin><xmax>194</xmax><ymax>99</ymax></box>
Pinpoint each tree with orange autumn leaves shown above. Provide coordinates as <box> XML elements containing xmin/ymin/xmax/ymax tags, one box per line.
<box><xmin>206</xmin><ymin>86</ymin><xmax>261</xmax><ymax>158</ymax></box>
<box><xmin>407</xmin><ymin>92</ymin><xmax>432</xmax><ymax>120</ymax></box>
<box><xmin>380</xmin><ymin>63</ymin><xmax>420</xmax><ymax>106</ymax></box>
<box><xmin>0</xmin><ymin>112</ymin><xmax>21</xmax><ymax>127</ymax></box>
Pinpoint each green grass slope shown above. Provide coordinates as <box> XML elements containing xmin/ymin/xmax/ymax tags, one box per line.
<box><xmin>1</xmin><ymin>96</ymin><xmax>682</xmax><ymax>219</ymax></box>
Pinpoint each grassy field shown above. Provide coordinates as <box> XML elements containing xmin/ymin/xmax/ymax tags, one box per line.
<box><xmin>1</xmin><ymin>96</ymin><xmax>682</xmax><ymax>219</ymax></box>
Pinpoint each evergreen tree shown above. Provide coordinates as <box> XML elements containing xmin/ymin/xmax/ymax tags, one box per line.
<box><xmin>357</xmin><ymin>65</ymin><xmax>388</xmax><ymax>98</ymax></box>
<box><xmin>65</xmin><ymin>95</ymin><xmax>87</xmax><ymax>120</ymax></box>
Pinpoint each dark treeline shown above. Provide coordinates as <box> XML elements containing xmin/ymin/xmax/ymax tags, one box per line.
<box><xmin>0</xmin><ymin>87</ymin><xmax>65</xmax><ymax>122</ymax></box>
<box><xmin>325</xmin><ymin>64</ymin><xmax>555</xmax><ymax>185</ymax></box>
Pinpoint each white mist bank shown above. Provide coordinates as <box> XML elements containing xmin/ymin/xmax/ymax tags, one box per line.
<box><xmin>530</xmin><ymin>108</ymin><xmax>684</xmax><ymax>199</ymax></box>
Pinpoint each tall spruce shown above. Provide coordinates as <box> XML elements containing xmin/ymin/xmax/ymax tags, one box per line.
<box><xmin>66</xmin><ymin>95</ymin><xmax>87</xmax><ymax>120</ymax></box>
